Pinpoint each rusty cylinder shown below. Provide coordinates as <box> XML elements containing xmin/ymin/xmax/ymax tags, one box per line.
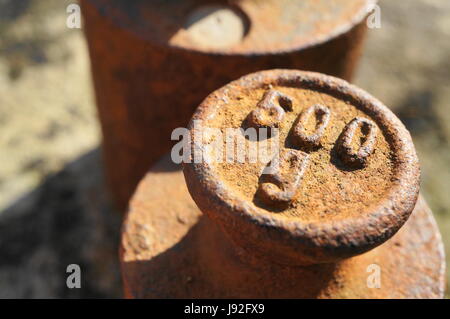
<box><xmin>80</xmin><ymin>0</ymin><xmax>375</xmax><ymax>211</ymax></box>
<box><xmin>120</xmin><ymin>70</ymin><xmax>445</xmax><ymax>299</ymax></box>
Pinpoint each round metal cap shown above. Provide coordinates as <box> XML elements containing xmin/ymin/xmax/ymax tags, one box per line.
<box><xmin>84</xmin><ymin>0</ymin><xmax>375</xmax><ymax>54</ymax></box>
<box><xmin>183</xmin><ymin>69</ymin><xmax>420</xmax><ymax>265</ymax></box>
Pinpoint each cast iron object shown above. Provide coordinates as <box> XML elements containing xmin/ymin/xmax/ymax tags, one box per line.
<box><xmin>80</xmin><ymin>0</ymin><xmax>375</xmax><ymax>211</ymax></box>
<box><xmin>120</xmin><ymin>70</ymin><xmax>445</xmax><ymax>298</ymax></box>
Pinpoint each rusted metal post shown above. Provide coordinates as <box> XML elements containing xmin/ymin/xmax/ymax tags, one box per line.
<box><xmin>120</xmin><ymin>70</ymin><xmax>445</xmax><ymax>298</ymax></box>
<box><xmin>80</xmin><ymin>0</ymin><xmax>375</xmax><ymax>211</ymax></box>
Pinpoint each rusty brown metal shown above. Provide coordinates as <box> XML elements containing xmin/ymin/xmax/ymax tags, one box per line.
<box><xmin>80</xmin><ymin>0</ymin><xmax>375</xmax><ymax>211</ymax></box>
<box><xmin>184</xmin><ymin>69</ymin><xmax>422</xmax><ymax>265</ymax></box>
<box><xmin>120</xmin><ymin>70</ymin><xmax>445</xmax><ymax>298</ymax></box>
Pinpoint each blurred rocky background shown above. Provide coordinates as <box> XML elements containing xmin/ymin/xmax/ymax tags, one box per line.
<box><xmin>0</xmin><ymin>0</ymin><xmax>448</xmax><ymax>298</ymax></box>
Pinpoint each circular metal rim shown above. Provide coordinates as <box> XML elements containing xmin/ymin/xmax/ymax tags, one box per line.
<box><xmin>168</xmin><ymin>0</ymin><xmax>377</xmax><ymax>55</ymax></box>
<box><xmin>82</xmin><ymin>0</ymin><xmax>377</xmax><ymax>56</ymax></box>
<box><xmin>184</xmin><ymin>69</ymin><xmax>420</xmax><ymax>264</ymax></box>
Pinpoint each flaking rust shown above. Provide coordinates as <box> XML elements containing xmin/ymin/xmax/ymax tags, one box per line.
<box><xmin>120</xmin><ymin>70</ymin><xmax>445</xmax><ymax>298</ymax></box>
<box><xmin>80</xmin><ymin>0</ymin><xmax>375</xmax><ymax>211</ymax></box>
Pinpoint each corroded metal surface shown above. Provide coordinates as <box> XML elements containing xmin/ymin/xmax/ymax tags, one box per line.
<box><xmin>120</xmin><ymin>155</ymin><xmax>445</xmax><ymax>298</ymax></box>
<box><xmin>184</xmin><ymin>70</ymin><xmax>420</xmax><ymax>265</ymax></box>
<box><xmin>80</xmin><ymin>0</ymin><xmax>373</xmax><ymax>210</ymax></box>
<box><xmin>82</xmin><ymin>0</ymin><xmax>374</xmax><ymax>54</ymax></box>
<box><xmin>120</xmin><ymin>70</ymin><xmax>445</xmax><ymax>298</ymax></box>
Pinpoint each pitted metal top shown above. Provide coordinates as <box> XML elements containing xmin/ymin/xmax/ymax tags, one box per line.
<box><xmin>84</xmin><ymin>0</ymin><xmax>375</xmax><ymax>54</ymax></box>
<box><xmin>183</xmin><ymin>70</ymin><xmax>420</xmax><ymax>265</ymax></box>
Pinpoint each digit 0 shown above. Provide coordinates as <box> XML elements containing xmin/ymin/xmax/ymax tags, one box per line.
<box><xmin>336</xmin><ymin>117</ymin><xmax>378</xmax><ymax>168</ymax></box>
<box><xmin>291</xmin><ymin>103</ymin><xmax>331</xmax><ymax>150</ymax></box>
